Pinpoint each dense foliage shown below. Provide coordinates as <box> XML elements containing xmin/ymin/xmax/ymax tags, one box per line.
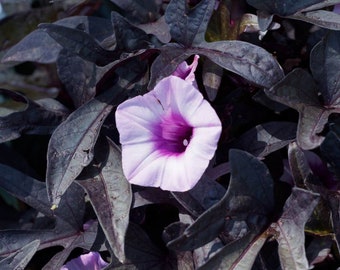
<box><xmin>0</xmin><ymin>0</ymin><xmax>340</xmax><ymax>269</ymax></box>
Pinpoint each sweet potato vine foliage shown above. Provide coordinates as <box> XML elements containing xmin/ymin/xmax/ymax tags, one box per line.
<box><xmin>0</xmin><ymin>0</ymin><xmax>340</xmax><ymax>269</ymax></box>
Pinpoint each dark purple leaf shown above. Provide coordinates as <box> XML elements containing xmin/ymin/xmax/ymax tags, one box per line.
<box><xmin>111</xmin><ymin>54</ymin><xmax>150</xmax><ymax>97</ymax></box>
<box><xmin>0</xmin><ymin>220</ymin><xmax>98</xmax><ymax>269</ymax></box>
<box><xmin>41</xmin><ymin>221</ymin><xmax>98</xmax><ymax>270</ymax></box>
<box><xmin>132</xmin><ymin>188</ymin><xmax>178</xmax><ymax>209</ymax></box>
<box><xmin>232</xmin><ymin>122</ymin><xmax>297</xmax><ymax>157</ymax></box>
<box><xmin>287</xmin><ymin>142</ymin><xmax>313</xmax><ymax>187</ymax></box>
<box><xmin>203</xmin><ymin>188</ymin><xmax>319</xmax><ymax>269</ymax></box>
<box><xmin>257</xmin><ymin>10</ymin><xmax>274</xmax><ymax>32</ymax></box>
<box><xmin>111</xmin><ymin>12</ymin><xmax>151</xmax><ymax>52</ymax></box>
<box><xmin>165</xmin><ymin>0</ymin><xmax>216</xmax><ymax>47</ymax></box>
<box><xmin>290</xmin><ymin>10</ymin><xmax>340</xmax><ymax>30</ymax></box>
<box><xmin>35</xmin><ymin>98</ymin><xmax>70</xmax><ymax>115</ymax></box>
<box><xmin>46</xmin><ymin>86</ymin><xmax>126</xmax><ymax>206</ymax></box>
<box><xmin>310</xmin><ymin>30</ymin><xmax>340</xmax><ymax>106</ymax></box>
<box><xmin>0</xmin><ymin>240</ymin><xmax>40</xmax><ymax>270</ymax></box>
<box><xmin>0</xmin><ymin>89</ymin><xmax>67</xmax><ymax>143</ymax></box>
<box><xmin>265</xmin><ymin>68</ymin><xmax>331</xmax><ymax>149</ymax></box>
<box><xmin>168</xmin><ymin>149</ymin><xmax>274</xmax><ymax>251</ymax></box>
<box><xmin>39</xmin><ymin>23</ymin><xmax>117</xmax><ymax>66</ymax></box>
<box><xmin>77</xmin><ymin>137</ymin><xmax>132</xmax><ymax>263</ymax></box>
<box><xmin>95</xmin><ymin>48</ymin><xmax>156</xmax><ymax>97</ymax></box>
<box><xmin>193</xmin><ymin>237</ymin><xmax>224</xmax><ymax>268</ymax></box>
<box><xmin>2</xmin><ymin>16</ymin><xmax>114</xmax><ymax>64</ymax></box>
<box><xmin>1</xmin><ymin>29</ymin><xmax>62</xmax><ymax>64</ymax></box>
<box><xmin>268</xmin><ymin>188</ymin><xmax>319</xmax><ymax>270</ymax></box>
<box><xmin>0</xmin><ymin>7</ymin><xmax>56</xmax><ymax>52</ymax></box>
<box><xmin>200</xmin><ymin>41</ymin><xmax>284</xmax><ymax>88</ymax></box>
<box><xmin>253</xmin><ymin>90</ymin><xmax>289</xmax><ymax>112</ymax></box>
<box><xmin>148</xmin><ymin>45</ymin><xmax>190</xmax><ymax>89</ymax></box>
<box><xmin>0</xmin><ymin>164</ymin><xmax>85</xmax><ymax>230</ymax></box>
<box><xmin>306</xmin><ymin>235</ymin><xmax>333</xmax><ymax>267</ymax></box>
<box><xmin>138</xmin><ymin>16</ymin><xmax>171</xmax><ymax>44</ymax></box>
<box><xmin>246</xmin><ymin>0</ymin><xmax>324</xmax><ymax>16</ymax></box>
<box><xmin>287</xmin><ymin>143</ymin><xmax>334</xmax><ymax>235</ymax></box>
<box><xmin>57</xmin><ymin>49</ymin><xmax>97</xmax><ymax>108</ymax></box>
<box><xmin>171</xmin><ymin>170</ymin><xmax>226</xmax><ymax>217</ymax></box>
<box><xmin>149</xmin><ymin>0</ymin><xmax>283</xmax><ymax>89</ymax></box>
<box><xmin>108</xmin><ymin>223</ymin><xmax>173</xmax><ymax>269</ymax></box>
<box><xmin>320</xmin><ymin>131</ymin><xmax>340</xmax><ymax>179</ymax></box>
<box><xmin>328</xmin><ymin>193</ymin><xmax>340</xmax><ymax>250</ymax></box>
<box><xmin>149</xmin><ymin>41</ymin><xmax>284</xmax><ymax>89</ymax></box>
<box><xmin>198</xmin><ymin>232</ymin><xmax>267</xmax><ymax>270</ymax></box>
<box><xmin>301</xmin><ymin>0</ymin><xmax>340</xmax><ymax>12</ymax></box>
<box><xmin>110</xmin><ymin>0</ymin><xmax>161</xmax><ymax>24</ymax></box>
<box><xmin>264</xmin><ymin>32</ymin><xmax>340</xmax><ymax>151</ymax></box>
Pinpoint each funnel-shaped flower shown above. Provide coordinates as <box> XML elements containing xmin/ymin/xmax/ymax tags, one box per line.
<box><xmin>116</xmin><ymin>75</ymin><xmax>221</xmax><ymax>191</ymax></box>
<box><xmin>61</xmin><ymin>252</ymin><xmax>108</xmax><ymax>270</ymax></box>
<box><xmin>172</xmin><ymin>54</ymin><xmax>199</xmax><ymax>85</ymax></box>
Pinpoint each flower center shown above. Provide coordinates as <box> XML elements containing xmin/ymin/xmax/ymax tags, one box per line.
<box><xmin>154</xmin><ymin>112</ymin><xmax>193</xmax><ymax>155</ymax></box>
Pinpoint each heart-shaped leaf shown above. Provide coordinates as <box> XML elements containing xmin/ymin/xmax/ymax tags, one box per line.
<box><xmin>231</xmin><ymin>121</ymin><xmax>297</xmax><ymax>157</ymax></box>
<box><xmin>265</xmin><ymin>68</ymin><xmax>332</xmax><ymax>150</ymax></box>
<box><xmin>77</xmin><ymin>136</ymin><xmax>132</xmax><ymax>263</ymax></box>
<box><xmin>168</xmin><ymin>149</ymin><xmax>274</xmax><ymax>251</ymax></box>
<box><xmin>165</xmin><ymin>0</ymin><xmax>216</xmax><ymax>47</ymax></box>
<box><xmin>56</xmin><ymin>49</ymin><xmax>97</xmax><ymax>108</ymax></box>
<box><xmin>265</xmin><ymin>31</ymin><xmax>340</xmax><ymax>150</ymax></box>
<box><xmin>198</xmin><ymin>231</ymin><xmax>267</xmax><ymax>270</ymax></box>
<box><xmin>0</xmin><ymin>240</ymin><xmax>40</xmax><ymax>270</ymax></box>
<box><xmin>41</xmin><ymin>221</ymin><xmax>98</xmax><ymax>270</ymax></box>
<box><xmin>268</xmin><ymin>188</ymin><xmax>319</xmax><ymax>270</ymax></box>
<box><xmin>0</xmin><ymin>220</ymin><xmax>98</xmax><ymax>269</ymax></box>
<box><xmin>46</xmin><ymin>86</ymin><xmax>126</xmax><ymax>206</ymax></box>
<box><xmin>0</xmin><ymin>163</ymin><xmax>98</xmax><ymax>270</ymax></box>
<box><xmin>310</xmin><ymin>30</ymin><xmax>340</xmax><ymax>106</ymax></box>
<box><xmin>0</xmin><ymin>164</ymin><xmax>85</xmax><ymax>229</ymax></box>
<box><xmin>199</xmin><ymin>188</ymin><xmax>319</xmax><ymax>270</ymax></box>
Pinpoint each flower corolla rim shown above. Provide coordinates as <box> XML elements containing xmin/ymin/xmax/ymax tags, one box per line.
<box><xmin>116</xmin><ymin>57</ymin><xmax>221</xmax><ymax>191</ymax></box>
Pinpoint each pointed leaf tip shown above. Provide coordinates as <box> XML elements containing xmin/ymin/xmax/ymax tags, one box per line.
<box><xmin>165</xmin><ymin>0</ymin><xmax>216</xmax><ymax>46</ymax></box>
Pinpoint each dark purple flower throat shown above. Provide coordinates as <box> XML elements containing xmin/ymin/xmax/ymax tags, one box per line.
<box><xmin>154</xmin><ymin>112</ymin><xmax>193</xmax><ymax>155</ymax></box>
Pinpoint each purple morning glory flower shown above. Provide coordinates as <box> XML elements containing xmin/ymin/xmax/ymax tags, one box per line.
<box><xmin>172</xmin><ymin>55</ymin><xmax>199</xmax><ymax>85</ymax></box>
<box><xmin>115</xmin><ymin>64</ymin><xmax>221</xmax><ymax>191</ymax></box>
<box><xmin>61</xmin><ymin>252</ymin><xmax>108</xmax><ymax>270</ymax></box>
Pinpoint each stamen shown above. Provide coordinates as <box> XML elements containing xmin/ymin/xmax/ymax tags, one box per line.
<box><xmin>183</xmin><ymin>139</ymin><xmax>189</xmax><ymax>146</ymax></box>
